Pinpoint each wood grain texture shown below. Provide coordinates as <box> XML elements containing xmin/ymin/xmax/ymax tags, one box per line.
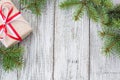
<box><xmin>18</xmin><ymin>0</ymin><xmax>55</xmax><ymax>80</ymax></box>
<box><xmin>54</xmin><ymin>0</ymin><xmax>89</xmax><ymax>80</ymax></box>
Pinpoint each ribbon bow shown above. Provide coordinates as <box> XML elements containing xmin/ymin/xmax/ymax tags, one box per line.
<box><xmin>0</xmin><ymin>2</ymin><xmax>22</xmax><ymax>41</ymax></box>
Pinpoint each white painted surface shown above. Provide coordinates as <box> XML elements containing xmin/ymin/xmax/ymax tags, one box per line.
<box><xmin>0</xmin><ymin>0</ymin><xmax>120</xmax><ymax>80</ymax></box>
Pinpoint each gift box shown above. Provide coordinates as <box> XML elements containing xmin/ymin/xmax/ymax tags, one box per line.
<box><xmin>0</xmin><ymin>0</ymin><xmax>32</xmax><ymax>48</ymax></box>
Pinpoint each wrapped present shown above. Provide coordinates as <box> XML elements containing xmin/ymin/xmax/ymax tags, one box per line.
<box><xmin>0</xmin><ymin>0</ymin><xmax>32</xmax><ymax>48</ymax></box>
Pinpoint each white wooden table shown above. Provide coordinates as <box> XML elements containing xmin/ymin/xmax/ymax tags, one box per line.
<box><xmin>1</xmin><ymin>0</ymin><xmax>120</xmax><ymax>80</ymax></box>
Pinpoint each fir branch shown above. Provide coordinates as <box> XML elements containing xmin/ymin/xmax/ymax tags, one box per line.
<box><xmin>102</xmin><ymin>34</ymin><xmax>120</xmax><ymax>55</ymax></box>
<box><xmin>102</xmin><ymin>26</ymin><xmax>120</xmax><ymax>55</ymax></box>
<box><xmin>100</xmin><ymin>4</ymin><xmax>120</xmax><ymax>56</ymax></box>
<box><xmin>0</xmin><ymin>45</ymin><xmax>24</xmax><ymax>71</ymax></box>
<box><xmin>20</xmin><ymin>0</ymin><xmax>46</xmax><ymax>15</ymax></box>
<box><xmin>60</xmin><ymin>0</ymin><xmax>113</xmax><ymax>22</ymax></box>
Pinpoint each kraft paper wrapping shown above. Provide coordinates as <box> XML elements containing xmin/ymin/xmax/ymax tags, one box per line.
<box><xmin>0</xmin><ymin>0</ymin><xmax>32</xmax><ymax>48</ymax></box>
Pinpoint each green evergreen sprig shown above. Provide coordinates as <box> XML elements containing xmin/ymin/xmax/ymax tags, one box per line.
<box><xmin>100</xmin><ymin>5</ymin><xmax>120</xmax><ymax>56</ymax></box>
<box><xmin>60</xmin><ymin>0</ymin><xmax>113</xmax><ymax>21</ymax></box>
<box><xmin>20</xmin><ymin>0</ymin><xmax>46</xmax><ymax>15</ymax></box>
<box><xmin>0</xmin><ymin>45</ymin><xmax>24</xmax><ymax>71</ymax></box>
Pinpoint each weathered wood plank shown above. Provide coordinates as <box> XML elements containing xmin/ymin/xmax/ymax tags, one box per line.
<box><xmin>17</xmin><ymin>0</ymin><xmax>55</xmax><ymax>80</ymax></box>
<box><xmin>54</xmin><ymin>0</ymin><xmax>90</xmax><ymax>80</ymax></box>
<box><xmin>90</xmin><ymin>0</ymin><xmax>120</xmax><ymax>80</ymax></box>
